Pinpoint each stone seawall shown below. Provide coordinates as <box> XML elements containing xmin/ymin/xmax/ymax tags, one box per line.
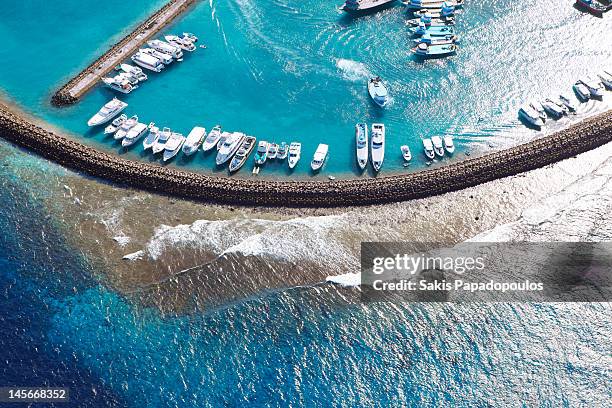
<box><xmin>1</xmin><ymin>103</ymin><xmax>611</xmax><ymax>207</ymax></box>
<box><xmin>51</xmin><ymin>0</ymin><xmax>197</xmax><ymax>106</ymax></box>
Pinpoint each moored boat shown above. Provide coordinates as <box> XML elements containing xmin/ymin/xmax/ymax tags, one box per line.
<box><xmin>355</xmin><ymin>123</ymin><xmax>369</xmax><ymax>171</ymax></box>
<box><xmin>368</xmin><ymin>77</ymin><xmax>390</xmax><ymax>108</ymax></box>
<box><xmin>163</xmin><ymin>133</ymin><xmax>186</xmax><ymax>162</ymax></box>
<box><xmin>87</xmin><ymin>98</ymin><xmax>127</xmax><ymax>127</ymax></box>
<box><xmin>122</xmin><ymin>122</ymin><xmax>148</xmax><ymax>147</ymax></box>
<box><xmin>216</xmin><ymin>132</ymin><xmax>246</xmax><ymax>165</ymax></box>
<box><xmin>411</xmin><ymin>42</ymin><xmax>457</xmax><ymax>58</ymax></box>
<box><xmin>182</xmin><ymin>126</ymin><xmax>207</xmax><ymax>156</ymax></box>
<box><xmin>406</xmin><ymin>14</ymin><xmax>455</xmax><ymax>27</ymax></box>
<box><xmin>202</xmin><ymin>126</ymin><xmax>222</xmax><ymax>152</ymax></box>
<box><xmin>119</xmin><ymin>64</ymin><xmax>148</xmax><ymax>82</ymax></box>
<box><xmin>443</xmin><ymin>136</ymin><xmax>455</xmax><ymax>154</ymax></box>
<box><xmin>229</xmin><ymin>136</ymin><xmax>257</xmax><ymax>173</ymax></box>
<box><xmin>414</xmin><ymin>33</ymin><xmax>457</xmax><ymax>45</ymax></box>
<box><xmin>102</xmin><ymin>75</ymin><xmax>137</xmax><ymax>94</ymax></box>
<box><xmin>217</xmin><ymin>132</ymin><xmax>231</xmax><ymax>151</ymax></box>
<box><xmin>288</xmin><ymin>142</ymin><xmax>301</xmax><ymax>169</ymax></box>
<box><xmin>573</xmin><ymin>81</ymin><xmax>591</xmax><ymax>101</ymax></box>
<box><xmin>114</xmin><ymin>115</ymin><xmax>138</xmax><ymax>140</ymax></box>
<box><xmin>599</xmin><ymin>71</ymin><xmax>612</xmax><ymax>89</ymax></box>
<box><xmin>543</xmin><ymin>98</ymin><xmax>566</xmax><ymax>118</ymax></box>
<box><xmin>277</xmin><ymin>142</ymin><xmax>289</xmax><ymax>160</ymax></box>
<box><xmin>131</xmin><ymin>51</ymin><xmax>165</xmax><ymax>72</ymax></box>
<box><xmin>529</xmin><ymin>100</ymin><xmax>547</xmax><ymax>122</ymax></box>
<box><xmin>140</xmin><ymin>48</ymin><xmax>173</xmax><ymax>65</ymax></box>
<box><xmin>165</xmin><ymin>35</ymin><xmax>196</xmax><ymax>52</ymax></box>
<box><xmin>370</xmin><ymin>123</ymin><xmax>385</xmax><ymax>172</ymax></box>
<box><xmin>267</xmin><ymin>143</ymin><xmax>279</xmax><ymax>160</ymax></box>
<box><xmin>578</xmin><ymin>77</ymin><xmax>605</xmax><ymax>98</ymax></box>
<box><xmin>413</xmin><ymin>1</ymin><xmax>456</xmax><ymax>17</ymax></box>
<box><xmin>431</xmin><ymin>135</ymin><xmax>444</xmax><ymax>157</ymax></box>
<box><xmin>400</xmin><ymin>145</ymin><xmax>412</xmax><ymax>161</ymax></box>
<box><xmin>575</xmin><ymin>0</ymin><xmax>607</xmax><ymax>16</ymax></box>
<box><xmin>559</xmin><ymin>94</ymin><xmax>577</xmax><ymax>112</ymax></box>
<box><xmin>409</xmin><ymin>23</ymin><xmax>456</xmax><ymax>37</ymax></box>
<box><xmin>147</xmin><ymin>39</ymin><xmax>183</xmax><ymax>59</ymax></box>
<box><xmin>340</xmin><ymin>0</ymin><xmax>397</xmax><ymax>13</ymax></box>
<box><xmin>104</xmin><ymin>114</ymin><xmax>127</xmax><ymax>135</ymax></box>
<box><xmin>404</xmin><ymin>0</ymin><xmax>463</xmax><ymax>10</ymax></box>
<box><xmin>254</xmin><ymin>141</ymin><xmax>270</xmax><ymax>165</ymax></box>
<box><xmin>142</xmin><ymin>123</ymin><xmax>160</xmax><ymax>150</ymax></box>
<box><xmin>152</xmin><ymin>127</ymin><xmax>172</xmax><ymax>154</ymax></box>
<box><xmin>518</xmin><ymin>105</ymin><xmax>544</xmax><ymax>128</ymax></box>
<box><xmin>423</xmin><ymin>138</ymin><xmax>435</xmax><ymax>159</ymax></box>
<box><xmin>182</xmin><ymin>32</ymin><xmax>198</xmax><ymax>42</ymax></box>
<box><xmin>311</xmin><ymin>144</ymin><xmax>329</xmax><ymax>171</ymax></box>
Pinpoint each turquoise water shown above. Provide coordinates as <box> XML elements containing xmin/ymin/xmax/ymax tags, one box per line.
<box><xmin>0</xmin><ymin>0</ymin><xmax>611</xmax><ymax>178</ymax></box>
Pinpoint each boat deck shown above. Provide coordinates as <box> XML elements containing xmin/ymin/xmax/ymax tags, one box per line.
<box><xmin>342</xmin><ymin>0</ymin><xmax>397</xmax><ymax>11</ymax></box>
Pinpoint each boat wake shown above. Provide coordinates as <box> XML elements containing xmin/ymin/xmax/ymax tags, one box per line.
<box><xmin>336</xmin><ymin>58</ymin><xmax>372</xmax><ymax>82</ymax></box>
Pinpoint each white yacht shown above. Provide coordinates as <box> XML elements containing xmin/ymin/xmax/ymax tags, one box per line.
<box><xmin>254</xmin><ymin>141</ymin><xmax>270</xmax><ymax>165</ymax></box>
<box><xmin>401</xmin><ymin>145</ymin><xmax>412</xmax><ymax>162</ymax></box>
<box><xmin>114</xmin><ymin>115</ymin><xmax>138</xmax><ymax>140</ymax></box>
<box><xmin>142</xmin><ymin>123</ymin><xmax>159</xmax><ymax>150</ymax></box>
<box><xmin>102</xmin><ymin>76</ymin><xmax>136</xmax><ymax>94</ymax></box>
<box><xmin>182</xmin><ymin>127</ymin><xmax>207</xmax><ymax>156</ymax></box>
<box><xmin>368</xmin><ymin>77</ymin><xmax>390</xmax><ymax>108</ymax></box>
<box><xmin>355</xmin><ymin>123</ymin><xmax>368</xmax><ymax>171</ymax></box>
<box><xmin>140</xmin><ymin>48</ymin><xmax>173</xmax><ymax>65</ymax></box>
<box><xmin>104</xmin><ymin>114</ymin><xmax>127</xmax><ymax>135</ymax></box>
<box><xmin>311</xmin><ymin>144</ymin><xmax>329</xmax><ymax>171</ymax></box>
<box><xmin>443</xmin><ymin>136</ymin><xmax>455</xmax><ymax>154</ymax></box>
<box><xmin>518</xmin><ymin>105</ymin><xmax>545</xmax><ymax>128</ymax></box>
<box><xmin>598</xmin><ymin>71</ymin><xmax>612</xmax><ymax>89</ymax></box>
<box><xmin>202</xmin><ymin>126</ymin><xmax>222</xmax><ymax>152</ymax></box>
<box><xmin>267</xmin><ymin>143</ymin><xmax>279</xmax><ymax>160</ymax></box>
<box><xmin>152</xmin><ymin>127</ymin><xmax>172</xmax><ymax>154</ymax></box>
<box><xmin>163</xmin><ymin>133</ymin><xmax>186</xmax><ymax>162</ymax></box>
<box><xmin>122</xmin><ymin>122</ymin><xmax>148</xmax><ymax>147</ymax></box>
<box><xmin>370</xmin><ymin>123</ymin><xmax>385</xmax><ymax>172</ymax></box>
<box><xmin>579</xmin><ymin>77</ymin><xmax>604</xmax><ymax>98</ymax></box>
<box><xmin>147</xmin><ymin>39</ymin><xmax>183</xmax><ymax>59</ymax></box>
<box><xmin>288</xmin><ymin>142</ymin><xmax>301</xmax><ymax>169</ymax></box>
<box><xmin>431</xmin><ymin>136</ymin><xmax>445</xmax><ymax>157</ymax></box>
<box><xmin>216</xmin><ymin>132</ymin><xmax>246</xmax><ymax>165</ymax></box>
<box><xmin>573</xmin><ymin>81</ymin><xmax>591</xmax><ymax>101</ymax></box>
<box><xmin>229</xmin><ymin>136</ymin><xmax>257</xmax><ymax>173</ymax></box>
<box><xmin>119</xmin><ymin>64</ymin><xmax>148</xmax><ymax>82</ymax></box>
<box><xmin>131</xmin><ymin>51</ymin><xmax>164</xmax><ymax>72</ymax></box>
<box><xmin>87</xmin><ymin>98</ymin><xmax>127</xmax><ymax>126</ymax></box>
<box><xmin>217</xmin><ymin>132</ymin><xmax>231</xmax><ymax>151</ymax></box>
<box><xmin>423</xmin><ymin>138</ymin><xmax>435</xmax><ymax>159</ymax></box>
<box><xmin>164</xmin><ymin>35</ymin><xmax>196</xmax><ymax>52</ymax></box>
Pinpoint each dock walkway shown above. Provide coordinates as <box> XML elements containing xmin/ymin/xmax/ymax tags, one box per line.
<box><xmin>52</xmin><ymin>0</ymin><xmax>196</xmax><ymax>106</ymax></box>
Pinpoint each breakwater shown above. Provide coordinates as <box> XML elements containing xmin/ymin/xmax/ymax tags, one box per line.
<box><xmin>51</xmin><ymin>0</ymin><xmax>197</xmax><ymax>106</ymax></box>
<box><xmin>1</xmin><ymin>103</ymin><xmax>611</xmax><ymax>207</ymax></box>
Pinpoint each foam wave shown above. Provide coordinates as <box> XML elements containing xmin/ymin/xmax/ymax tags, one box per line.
<box><xmin>336</xmin><ymin>58</ymin><xmax>371</xmax><ymax>82</ymax></box>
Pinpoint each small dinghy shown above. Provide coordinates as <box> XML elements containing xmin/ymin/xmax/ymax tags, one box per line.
<box><xmin>368</xmin><ymin>77</ymin><xmax>390</xmax><ymax>108</ymax></box>
<box><xmin>400</xmin><ymin>145</ymin><xmax>412</xmax><ymax>162</ymax></box>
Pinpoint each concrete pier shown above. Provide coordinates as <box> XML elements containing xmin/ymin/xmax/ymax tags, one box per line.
<box><xmin>51</xmin><ymin>0</ymin><xmax>197</xmax><ymax>106</ymax></box>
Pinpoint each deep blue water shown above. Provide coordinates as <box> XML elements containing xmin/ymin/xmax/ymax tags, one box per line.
<box><xmin>0</xmin><ymin>0</ymin><xmax>610</xmax><ymax>178</ymax></box>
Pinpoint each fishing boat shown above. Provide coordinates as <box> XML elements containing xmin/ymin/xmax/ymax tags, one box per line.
<box><xmin>355</xmin><ymin>123</ymin><xmax>369</xmax><ymax>171</ymax></box>
<box><xmin>559</xmin><ymin>95</ymin><xmax>577</xmax><ymax>112</ymax></box>
<box><xmin>229</xmin><ymin>136</ymin><xmax>257</xmax><ymax>173</ymax></box>
<box><xmin>431</xmin><ymin>136</ymin><xmax>444</xmax><ymax>157</ymax></box>
<box><xmin>368</xmin><ymin>77</ymin><xmax>390</xmax><ymax>108</ymax></box>
<box><xmin>423</xmin><ymin>138</ymin><xmax>435</xmax><ymax>159</ymax></box>
<box><xmin>411</xmin><ymin>43</ymin><xmax>457</xmax><ymax>58</ymax></box>
<box><xmin>147</xmin><ymin>39</ymin><xmax>183</xmax><ymax>59</ymax></box>
<box><xmin>400</xmin><ymin>145</ymin><xmax>412</xmax><ymax>161</ymax></box>
<box><xmin>216</xmin><ymin>132</ymin><xmax>246</xmax><ymax>165</ymax></box>
<box><xmin>254</xmin><ymin>141</ymin><xmax>270</xmax><ymax>165</ymax></box>
<box><xmin>140</xmin><ymin>48</ymin><xmax>173</xmax><ymax>65</ymax></box>
<box><xmin>104</xmin><ymin>114</ymin><xmax>127</xmax><ymax>135</ymax></box>
<box><xmin>340</xmin><ymin>0</ymin><xmax>397</xmax><ymax>13</ymax></box>
<box><xmin>182</xmin><ymin>126</ymin><xmax>207</xmax><ymax>156</ymax></box>
<box><xmin>370</xmin><ymin>123</ymin><xmax>385</xmax><ymax>172</ymax></box>
<box><xmin>142</xmin><ymin>123</ymin><xmax>159</xmax><ymax>150</ymax></box>
<box><xmin>201</xmin><ymin>126</ymin><xmax>222</xmax><ymax>152</ymax></box>
<box><xmin>87</xmin><ymin>98</ymin><xmax>127</xmax><ymax>127</ymax></box>
<box><xmin>165</xmin><ymin>35</ymin><xmax>196</xmax><ymax>52</ymax></box>
<box><xmin>288</xmin><ymin>142</ymin><xmax>301</xmax><ymax>169</ymax></box>
<box><xmin>599</xmin><ymin>71</ymin><xmax>612</xmax><ymax>89</ymax></box>
<box><xmin>529</xmin><ymin>100</ymin><xmax>547</xmax><ymax>123</ymax></box>
<box><xmin>578</xmin><ymin>77</ymin><xmax>605</xmax><ymax>98</ymax></box>
<box><xmin>131</xmin><ymin>51</ymin><xmax>164</xmax><ymax>72</ymax></box>
<box><xmin>543</xmin><ymin>99</ymin><xmax>567</xmax><ymax>117</ymax></box>
<box><xmin>573</xmin><ymin>81</ymin><xmax>591</xmax><ymax>101</ymax></box>
<box><xmin>119</xmin><ymin>64</ymin><xmax>148</xmax><ymax>82</ymax></box>
<box><xmin>409</xmin><ymin>23</ymin><xmax>456</xmax><ymax>37</ymax></box>
<box><xmin>311</xmin><ymin>144</ymin><xmax>329</xmax><ymax>171</ymax></box>
<box><xmin>518</xmin><ymin>105</ymin><xmax>545</xmax><ymax>128</ymax></box>
<box><xmin>268</xmin><ymin>143</ymin><xmax>279</xmax><ymax>160</ymax></box>
<box><xmin>217</xmin><ymin>132</ymin><xmax>231</xmax><ymax>150</ymax></box>
<box><xmin>404</xmin><ymin>0</ymin><xmax>463</xmax><ymax>10</ymax></box>
<box><xmin>414</xmin><ymin>33</ymin><xmax>457</xmax><ymax>45</ymax></box>
<box><xmin>122</xmin><ymin>122</ymin><xmax>148</xmax><ymax>147</ymax></box>
<box><xmin>277</xmin><ymin>142</ymin><xmax>289</xmax><ymax>160</ymax></box>
<box><xmin>406</xmin><ymin>14</ymin><xmax>455</xmax><ymax>27</ymax></box>
<box><xmin>163</xmin><ymin>133</ymin><xmax>186</xmax><ymax>162</ymax></box>
<box><xmin>114</xmin><ymin>115</ymin><xmax>138</xmax><ymax>140</ymax></box>
<box><xmin>443</xmin><ymin>136</ymin><xmax>455</xmax><ymax>154</ymax></box>
<box><xmin>152</xmin><ymin>127</ymin><xmax>172</xmax><ymax>154</ymax></box>
<box><xmin>575</xmin><ymin>0</ymin><xmax>607</xmax><ymax>16</ymax></box>
<box><xmin>102</xmin><ymin>75</ymin><xmax>137</xmax><ymax>94</ymax></box>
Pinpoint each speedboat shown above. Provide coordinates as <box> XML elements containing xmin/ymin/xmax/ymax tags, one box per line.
<box><xmin>529</xmin><ymin>100</ymin><xmax>547</xmax><ymax>122</ymax></box>
<box><xmin>119</xmin><ymin>64</ymin><xmax>147</xmax><ymax>82</ymax></box>
<box><xmin>182</xmin><ymin>32</ymin><xmax>198</xmax><ymax>42</ymax></box>
<box><xmin>406</xmin><ymin>14</ymin><xmax>455</xmax><ymax>27</ymax></box>
<box><xmin>122</xmin><ymin>122</ymin><xmax>148</xmax><ymax>147</ymax></box>
<box><xmin>102</xmin><ymin>76</ymin><xmax>137</xmax><ymax>94</ymax></box>
<box><xmin>165</xmin><ymin>35</ymin><xmax>196</xmax><ymax>52</ymax></box>
<box><xmin>559</xmin><ymin>94</ymin><xmax>577</xmax><ymax>112</ymax></box>
<box><xmin>413</xmin><ymin>1</ymin><xmax>456</xmax><ymax>17</ymax></box>
<box><xmin>573</xmin><ymin>81</ymin><xmax>591</xmax><ymax>101</ymax></box>
<box><xmin>411</xmin><ymin>43</ymin><xmax>457</xmax><ymax>58</ymax></box>
<box><xmin>368</xmin><ymin>77</ymin><xmax>390</xmax><ymax>108</ymax></box>
<box><xmin>277</xmin><ymin>142</ymin><xmax>289</xmax><ymax>160</ymax></box>
<box><xmin>254</xmin><ymin>141</ymin><xmax>270</xmax><ymax>165</ymax></box>
<box><xmin>131</xmin><ymin>51</ymin><xmax>164</xmax><ymax>72</ymax></box>
<box><xmin>216</xmin><ymin>132</ymin><xmax>246</xmax><ymax>165</ymax></box>
<box><xmin>404</xmin><ymin>0</ymin><xmax>463</xmax><ymax>10</ymax></box>
<box><xmin>152</xmin><ymin>127</ymin><xmax>172</xmax><ymax>154</ymax></box>
<box><xmin>163</xmin><ymin>133</ymin><xmax>186</xmax><ymax>162</ymax></box>
<box><xmin>431</xmin><ymin>135</ymin><xmax>444</xmax><ymax>157</ymax></box>
<box><xmin>311</xmin><ymin>144</ymin><xmax>329</xmax><ymax>171</ymax></box>
<box><xmin>355</xmin><ymin>123</ymin><xmax>369</xmax><ymax>171</ymax></box>
<box><xmin>578</xmin><ymin>77</ymin><xmax>604</xmax><ymax>98</ymax></box>
<box><xmin>147</xmin><ymin>39</ymin><xmax>183</xmax><ymax>59</ymax></box>
<box><xmin>340</xmin><ymin>0</ymin><xmax>397</xmax><ymax>13</ymax></box>
<box><xmin>575</xmin><ymin>0</ymin><xmax>606</xmax><ymax>16</ymax></box>
<box><xmin>87</xmin><ymin>98</ymin><xmax>127</xmax><ymax>127</ymax></box>
<box><xmin>288</xmin><ymin>142</ymin><xmax>301</xmax><ymax>169</ymax></box>
<box><xmin>104</xmin><ymin>114</ymin><xmax>127</xmax><ymax>135</ymax></box>
<box><xmin>182</xmin><ymin>126</ymin><xmax>207</xmax><ymax>156</ymax></box>
<box><xmin>114</xmin><ymin>115</ymin><xmax>138</xmax><ymax>140</ymax></box>
<box><xmin>599</xmin><ymin>71</ymin><xmax>612</xmax><ymax>89</ymax></box>
<box><xmin>443</xmin><ymin>136</ymin><xmax>455</xmax><ymax>154</ymax></box>
<box><xmin>414</xmin><ymin>33</ymin><xmax>457</xmax><ymax>46</ymax></box>
<box><xmin>142</xmin><ymin>123</ymin><xmax>160</xmax><ymax>150</ymax></box>
<box><xmin>140</xmin><ymin>48</ymin><xmax>173</xmax><ymax>65</ymax></box>
<box><xmin>409</xmin><ymin>23</ymin><xmax>456</xmax><ymax>37</ymax></box>
<box><xmin>423</xmin><ymin>138</ymin><xmax>435</xmax><ymax>159</ymax></box>
<box><xmin>268</xmin><ymin>143</ymin><xmax>279</xmax><ymax>159</ymax></box>
<box><xmin>217</xmin><ymin>132</ymin><xmax>231</xmax><ymax>150</ymax></box>
<box><xmin>202</xmin><ymin>126</ymin><xmax>222</xmax><ymax>152</ymax></box>
<box><xmin>400</xmin><ymin>145</ymin><xmax>412</xmax><ymax>161</ymax></box>
<box><xmin>518</xmin><ymin>105</ymin><xmax>545</xmax><ymax>128</ymax></box>
<box><xmin>370</xmin><ymin>123</ymin><xmax>385</xmax><ymax>172</ymax></box>
<box><xmin>229</xmin><ymin>136</ymin><xmax>256</xmax><ymax>173</ymax></box>
<box><xmin>541</xmin><ymin>99</ymin><xmax>565</xmax><ymax>119</ymax></box>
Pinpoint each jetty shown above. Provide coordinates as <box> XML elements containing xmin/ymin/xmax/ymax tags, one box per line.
<box><xmin>51</xmin><ymin>0</ymin><xmax>196</xmax><ymax>106</ymax></box>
